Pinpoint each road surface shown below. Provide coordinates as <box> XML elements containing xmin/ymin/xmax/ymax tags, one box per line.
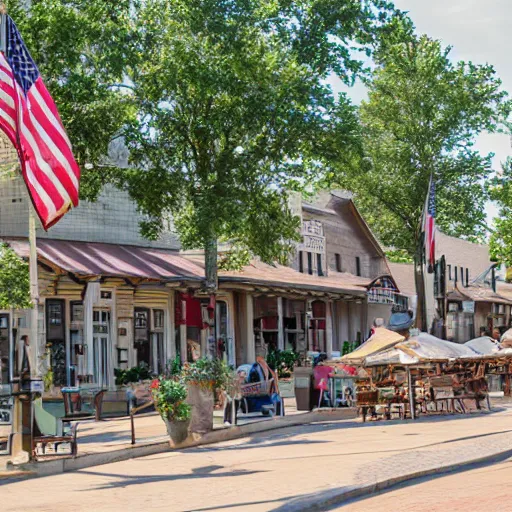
<box><xmin>339</xmin><ymin>458</ymin><xmax>512</xmax><ymax>511</ymax></box>
<box><xmin>2</xmin><ymin>406</ymin><xmax>512</xmax><ymax>511</ymax></box>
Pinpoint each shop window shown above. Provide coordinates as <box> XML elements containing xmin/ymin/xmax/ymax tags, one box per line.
<box><xmin>309</xmin><ymin>300</ymin><xmax>327</xmax><ymax>352</ymax></box>
<box><xmin>307</xmin><ymin>252</ymin><xmax>313</xmax><ymax>275</ymax></box>
<box><xmin>153</xmin><ymin>309</ymin><xmax>164</xmax><ymax>330</ymax></box>
<box><xmin>335</xmin><ymin>253</ymin><xmax>342</xmax><ymax>273</ymax></box>
<box><xmin>48</xmin><ymin>302</ymin><xmax>62</xmax><ymax>326</ymax></box>
<box><xmin>317</xmin><ymin>254</ymin><xmax>323</xmax><ymax>276</ymax></box>
<box><xmin>71</xmin><ymin>301</ymin><xmax>84</xmax><ymax>322</ymax></box>
<box><xmin>355</xmin><ymin>257</ymin><xmax>361</xmax><ymax>277</ymax></box>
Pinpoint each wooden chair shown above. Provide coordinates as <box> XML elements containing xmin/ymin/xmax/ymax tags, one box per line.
<box><xmin>32</xmin><ymin>398</ymin><xmax>79</xmax><ymax>460</ymax></box>
<box><xmin>63</xmin><ymin>389</ymin><xmax>106</xmax><ymax>421</ymax></box>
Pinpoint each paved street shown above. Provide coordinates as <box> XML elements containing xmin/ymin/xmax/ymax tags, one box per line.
<box><xmin>2</xmin><ymin>404</ymin><xmax>512</xmax><ymax>511</ymax></box>
<box><xmin>340</xmin><ymin>458</ymin><xmax>512</xmax><ymax>511</ymax></box>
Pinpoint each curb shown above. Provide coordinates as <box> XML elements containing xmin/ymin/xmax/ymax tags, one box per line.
<box><xmin>275</xmin><ymin>447</ymin><xmax>512</xmax><ymax>511</ymax></box>
<box><xmin>4</xmin><ymin>408</ymin><xmax>357</xmax><ymax>480</ymax></box>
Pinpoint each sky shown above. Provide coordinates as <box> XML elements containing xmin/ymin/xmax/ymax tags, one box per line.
<box><xmin>328</xmin><ymin>0</ymin><xmax>512</xmax><ymax>226</ymax></box>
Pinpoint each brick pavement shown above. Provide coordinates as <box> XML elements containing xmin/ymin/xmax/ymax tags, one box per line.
<box><xmin>339</xmin><ymin>458</ymin><xmax>512</xmax><ymax>511</ymax></box>
<box><xmin>1</xmin><ymin>403</ymin><xmax>512</xmax><ymax>511</ymax></box>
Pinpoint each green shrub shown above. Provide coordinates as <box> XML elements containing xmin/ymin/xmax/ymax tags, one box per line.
<box><xmin>266</xmin><ymin>349</ymin><xmax>300</xmax><ymax>379</ymax></box>
<box><xmin>151</xmin><ymin>378</ymin><xmax>190</xmax><ymax>421</ymax></box>
<box><xmin>115</xmin><ymin>363</ymin><xmax>152</xmax><ymax>386</ymax></box>
<box><xmin>181</xmin><ymin>357</ymin><xmax>233</xmax><ymax>391</ymax></box>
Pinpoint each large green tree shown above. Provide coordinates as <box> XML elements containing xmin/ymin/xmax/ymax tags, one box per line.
<box><xmin>489</xmin><ymin>158</ymin><xmax>512</xmax><ymax>268</ymax></box>
<box><xmin>6</xmin><ymin>0</ymin><xmax>137</xmax><ymax>188</ymax></box>
<box><xmin>335</xmin><ymin>34</ymin><xmax>510</xmax><ymax>256</ymax></box>
<box><xmin>120</xmin><ymin>0</ymin><xmax>400</xmax><ymax>290</ymax></box>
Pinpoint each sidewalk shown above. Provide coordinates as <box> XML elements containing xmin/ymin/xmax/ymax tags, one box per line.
<box><xmin>2</xmin><ymin>401</ymin><xmax>512</xmax><ymax>511</ymax></box>
<box><xmin>2</xmin><ymin>397</ymin><xmax>357</xmax><ymax>476</ymax></box>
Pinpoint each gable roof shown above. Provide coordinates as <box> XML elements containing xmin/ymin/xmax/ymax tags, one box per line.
<box><xmin>387</xmin><ymin>262</ymin><xmax>416</xmax><ymax>297</ymax></box>
<box><xmin>436</xmin><ymin>230</ymin><xmax>491</xmax><ymax>278</ymax></box>
<box><xmin>304</xmin><ymin>190</ymin><xmax>389</xmax><ymax>268</ymax></box>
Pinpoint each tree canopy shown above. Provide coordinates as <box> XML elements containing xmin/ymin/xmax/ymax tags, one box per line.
<box><xmin>6</xmin><ymin>0</ymin><xmax>137</xmax><ymax>180</ymax></box>
<box><xmin>489</xmin><ymin>158</ymin><xmax>512</xmax><ymax>267</ymax></box>
<box><xmin>118</xmin><ymin>0</ymin><xmax>400</xmax><ymax>289</ymax></box>
<box><xmin>0</xmin><ymin>244</ymin><xmax>31</xmax><ymax>310</ymax></box>
<box><xmin>334</xmin><ymin>33</ymin><xmax>510</xmax><ymax>256</ymax></box>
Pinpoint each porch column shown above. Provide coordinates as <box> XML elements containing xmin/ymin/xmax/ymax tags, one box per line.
<box><xmin>109</xmin><ymin>288</ymin><xmax>117</xmax><ymax>390</ymax></box>
<box><xmin>326</xmin><ymin>300</ymin><xmax>333</xmax><ymax>358</ymax></box>
<box><xmin>83</xmin><ymin>282</ymin><xmax>98</xmax><ymax>378</ymax></box>
<box><xmin>166</xmin><ymin>290</ymin><xmax>176</xmax><ymax>362</ymax></box>
<box><xmin>246</xmin><ymin>294</ymin><xmax>256</xmax><ymax>362</ymax></box>
<box><xmin>65</xmin><ymin>299</ymin><xmax>71</xmax><ymax>386</ymax></box>
<box><xmin>180</xmin><ymin>295</ymin><xmax>187</xmax><ymax>363</ymax></box>
<box><xmin>277</xmin><ymin>296</ymin><xmax>284</xmax><ymax>351</ymax></box>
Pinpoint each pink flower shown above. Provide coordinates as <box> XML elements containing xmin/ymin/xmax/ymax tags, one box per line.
<box><xmin>150</xmin><ymin>379</ymin><xmax>159</xmax><ymax>390</ymax></box>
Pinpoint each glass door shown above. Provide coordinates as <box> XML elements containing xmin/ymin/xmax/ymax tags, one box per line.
<box><xmin>92</xmin><ymin>309</ymin><xmax>110</xmax><ymax>388</ymax></box>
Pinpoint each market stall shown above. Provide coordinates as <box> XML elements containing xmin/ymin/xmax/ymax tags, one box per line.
<box><xmin>340</xmin><ymin>329</ymin><xmax>494</xmax><ymax>421</ymax></box>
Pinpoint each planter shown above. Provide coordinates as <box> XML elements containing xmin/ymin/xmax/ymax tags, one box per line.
<box><xmin>186</xmin><ymin>382</ymin><xmax>214</xmax><ymax>434</ymax></box>
<box><xmin>279</xmin><ymin>378</ymin><xmax>295</xmax><ymax>398</ymax></box>
<box><xmin>164</xmin><ymin>417</ymin><xmax>190</xmax><ymax>448</ymax></box>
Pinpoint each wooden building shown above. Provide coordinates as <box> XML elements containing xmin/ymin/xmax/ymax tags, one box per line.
<box><xmin>0</xmin><ymin>189</ymin><xmax>408</xmax><ymax>390</ymax></box>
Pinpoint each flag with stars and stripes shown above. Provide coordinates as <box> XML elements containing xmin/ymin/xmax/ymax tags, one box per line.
<box><xmin>422</xmin><ymin>176</ymin><xmax>436</xmax><ymax>273</ymax></box>
<box><xmin>0</xmin><ymin>15</ymin><xmax>80</xmax><ymax>229</ymax></box>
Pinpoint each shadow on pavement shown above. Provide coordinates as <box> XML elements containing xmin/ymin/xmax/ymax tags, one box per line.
<box><xmin>79</xmin><ymin>464</ymin><xmax>266</xmax><ymax>491</ymax></box>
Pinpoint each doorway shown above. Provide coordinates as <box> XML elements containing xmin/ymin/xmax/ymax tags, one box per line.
<box><xmin>92</xmin><ymin>309</ymin><xmax>110</xmax><ymax>388</ymax></box>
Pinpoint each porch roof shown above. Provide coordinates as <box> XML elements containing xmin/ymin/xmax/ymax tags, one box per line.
<box><xmin>5</xmin><ymin>238</ymin><xmax>205</xmax><ymax>281</ymax></box>
<box><xmin>446</xmin><ymin>285</ymin><xmax>512</xmax><ymax>305</ymax></box>
<box><xmin>217</xmin><ymin>260</ymin><xmax>372</xmax><ymax>296</ymax></box>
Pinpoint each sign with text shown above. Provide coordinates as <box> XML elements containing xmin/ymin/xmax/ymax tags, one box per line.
<box><xmin>300</xmin><ymin>220</ymin><xmax>325</xmax><ymax>255</ymax></box>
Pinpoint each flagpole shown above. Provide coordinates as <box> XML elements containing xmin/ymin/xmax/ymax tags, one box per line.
<box><xmin>29</xmin><ymin>207</ymin><xmax>39</xmax><ymax>378</ymax></box>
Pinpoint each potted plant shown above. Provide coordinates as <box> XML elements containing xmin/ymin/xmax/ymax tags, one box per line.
<box><xmin>181</xmin><ymin>358</ymin><xmax>232</xmax><ymax>434</ymax></box>
<box><xmin>266</xmin><ymin>349</ymin><xmax>300</xmax><ymax>398</ymax></box>
<box><xmin>151</xmin><ymin>377</ymin><xmax>191</xmax><ymax>447</ymax></box>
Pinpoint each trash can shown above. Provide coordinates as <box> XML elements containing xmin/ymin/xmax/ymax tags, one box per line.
<box><xmin>294</xmin><ymin>367</ymin><xmax>313</xmax><ymax>411</ymax></box>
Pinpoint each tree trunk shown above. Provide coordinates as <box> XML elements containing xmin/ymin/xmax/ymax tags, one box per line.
<box><xmin>204</xmin><ymin>235</ymin><xmax>218</xmax><ymax>293</ymax></box>
<box><xmin>414</xmin><ymin>235</ymin><xmax>428</xmax><ymax>333</ymax></box>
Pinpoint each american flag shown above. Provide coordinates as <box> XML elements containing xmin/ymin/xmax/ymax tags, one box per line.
<box><xmin>422</xmin><ymin>176</ymin><xmax>436</xmax><ymax>273</ymax></box>
<box><xmin>0</xmin><ymin>15</ymin><xmax>79</xmax><ymax>229</ymax></box>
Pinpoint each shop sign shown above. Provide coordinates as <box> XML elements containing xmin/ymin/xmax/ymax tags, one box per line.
<box><xmin>367</xmin><ymin>288</ymin><xmax>396</xmax><ymax>305</ymax></box>
<box><xmin>462</xmin><ymin>301</ymin><xmax>475</xmax><ymax>314</ymax></box>
<box><xmin>303</xmin><ymin>235</ymin><xmax>325</xmax><ymax>253</ymax></box>
<box><xmin>303</xmin><ymin>219</ymin><xmax>324</xmax><ymax>236</ymax></box>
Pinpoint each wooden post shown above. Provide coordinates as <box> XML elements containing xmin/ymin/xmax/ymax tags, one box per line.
<box><xmin>277</xmin><ymin>296</ymin><xmax>284</xmax><ymax>351</ymax></box>
<box><xmin>246</xmin><ymin>294</ymin><xmax>255</xmax><ymax>362</ymax></box>
<box><xmin>166</xmin><ymin>290</ymin><xmax>176</xmax><ymax>362</ymax></box>
<box><xmin>326</xmin><ymin>300</ymin><xmax>333</xmax><ymax>358</ymax></box>
<box><xmin>407</xmin><ymin>367</ymin><xmax>416</xmax><ymax>420</ymax></box>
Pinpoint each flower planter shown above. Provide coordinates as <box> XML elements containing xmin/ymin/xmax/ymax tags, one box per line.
<box><xmin>186</xmin><ymin>382</ymin><xmax>214</xmax><ymax>434</ymax></box>
<box><xmin>279</xmin><ymin>378</ymin><xmax>295</xmax><ymax>398</ymax></box>
<box><xmin>164</xmin><ymin>417</ymin><xmax>190</xmax><ymax>448</ymax></box>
